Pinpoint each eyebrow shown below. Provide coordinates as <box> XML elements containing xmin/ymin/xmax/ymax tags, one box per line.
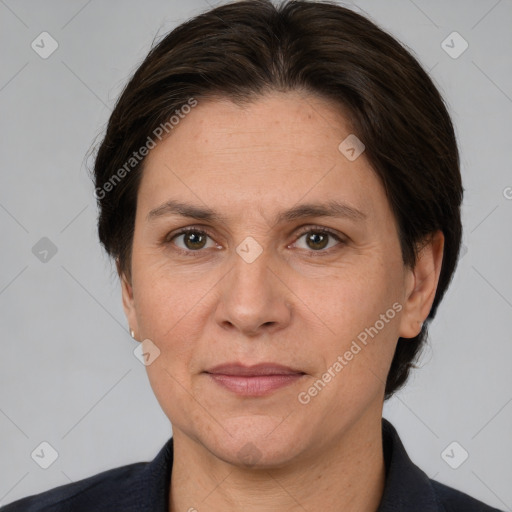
<box><xmin>146</xmin><ymin>199</ymin><xmax>367</xmax><ymax>224</ymax></box>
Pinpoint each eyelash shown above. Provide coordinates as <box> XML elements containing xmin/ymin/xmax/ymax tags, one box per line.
<box><xmin>163</xmin><ymin>225</ymin><xmax>346</xmax><ymax>257</ymax></box>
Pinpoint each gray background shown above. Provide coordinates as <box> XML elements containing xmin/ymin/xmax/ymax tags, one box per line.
<box><xmin>0</xmin><ymin>0</ymin><xmax>511</xmax><ymax>509</ymax></box>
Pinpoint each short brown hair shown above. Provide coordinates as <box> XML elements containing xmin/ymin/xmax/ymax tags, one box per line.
<box><xmin>91</xmin><ymin>0</ymin><xmax>463</xmax><ymax>399</ymax></box>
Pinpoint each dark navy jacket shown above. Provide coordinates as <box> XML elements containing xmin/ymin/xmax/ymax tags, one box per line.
<box><xmin>1</xmin><ymin>418</ymin><xmax>503</xmax><ymax>511</ymax></box>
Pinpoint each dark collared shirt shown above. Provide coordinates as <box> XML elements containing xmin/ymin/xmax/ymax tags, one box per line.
<box><xmin>1</xmin><ymin>419</ymin><xmax>502</xmax><ymax>511</ymax></box>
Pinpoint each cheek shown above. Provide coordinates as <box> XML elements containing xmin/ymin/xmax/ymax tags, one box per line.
<box><xmin>300</xmin><ymin>256</ymin><xmax>404</xmax><ymax>390</ymax></box>
<box><xmin>130</xmin><ymin>257</ymin><xmax>221</xmax><ymax>403</ymax></box>
<box><xmin>133</xmin><ymin>265</ymin><xmax>203</xmax><ymax>421</ymax></box>
<box><xmin>131</xmin><ymin>255</ymin><xmax>215</xmax><ymax>339</ymax></box>
<box><xmin>295</xmin><ymin>255</ymin><xmax>402</xmax><ymax>338</ymax></box>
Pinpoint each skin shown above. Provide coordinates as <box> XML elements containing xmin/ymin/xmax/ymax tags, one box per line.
<box><xmin>120</xmin><ymin>90</ymin><xmax>444</xmax><ymax>512</ymax></box>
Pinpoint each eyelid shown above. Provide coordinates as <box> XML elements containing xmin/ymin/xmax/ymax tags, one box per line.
<box><xmin>164</xmin><ymin>226</ymin><xmax>219</xmax><ymax>254</ymax></box>
<box><xmin>165</xmin><ymin>225</ymin><xmax>216</xmax><ymax>243</ymax></box>
<box><xmin>289</xmin><ymin>224</ymin><xmax>346</xmax><ymax>254</ymax></box>
<box><xmin>292</xmin><ymin>224</ymin><xmax>345</xmax><ymax>240</ymax></box>
<box><xmin>164</xmin><ymin>224</ymin><xmax>346</xmax><ymax>254</ymax></box>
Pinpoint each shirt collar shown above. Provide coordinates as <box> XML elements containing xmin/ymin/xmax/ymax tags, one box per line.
<box><xmin>141</xmin><ymin>418</ymin><xmax>441</xmax><ymax>511</ymax></box>
<box><xmin>377</xmin><ymin>418</ymin><xmax>440</xmax><ymax>511</ymax></box>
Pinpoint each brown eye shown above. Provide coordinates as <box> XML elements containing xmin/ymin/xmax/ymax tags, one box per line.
<box><xmin>293</xmin><ymin>228</ymin><xmax>344</xmax><ymax>253</ymax></box>
<box><xmin>169</xmin><ymin>229</ymin><xmax>215</xmax><ymax>251</ymax></box>
<box><xmin>305</xmin><ymin>232</ymin><xmax>330</xmax><ymax>250</ymax></box>
<box><xmin>182</xmin><ymin>231</ymin><xmax>207</xmax><ymax>250</ymax></box>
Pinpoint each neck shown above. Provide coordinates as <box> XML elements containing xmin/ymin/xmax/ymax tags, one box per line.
<box><xmin>169</xmin><ymin>412</ymin><xmax>386</xmax><ymax>512</ymax></box>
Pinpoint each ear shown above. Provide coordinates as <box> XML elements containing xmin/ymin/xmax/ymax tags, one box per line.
<box><xmin>399</xmin><ymin>230</ymin><xmax>444</xmax><ymax>339</ymax></box>
<box><xmin>117</xmin><ymin>259</ymin><xmax>140</xmax><ymax>341</ymax></box>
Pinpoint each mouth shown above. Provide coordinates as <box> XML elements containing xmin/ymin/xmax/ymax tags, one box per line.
<box><xmin>203</xmin><ymin>363</ymin><xmax>306</xmax><ymax>397</ymax></box>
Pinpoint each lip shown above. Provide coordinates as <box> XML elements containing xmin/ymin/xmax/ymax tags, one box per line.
<box><xmin>204</xmin><ymin>363</ymin><xmax>306</xmax><ymax>397</ymax></box>
<box><xmin>205</xmin><ymin>362</ymin><xmax>304</xmax><ymax>376</ymax></box>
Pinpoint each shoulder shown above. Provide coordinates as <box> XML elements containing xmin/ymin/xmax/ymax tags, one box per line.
<box><xmin>430</xmin><ymin>479</ymin><xmax>504</xmax><ymax>512</ymax></box>
<box><xmin>380</xmin><ymin>418</ymin><xmax>503</xmax><ymax>512</ymax></box>
<box><xmin>0</xmin><ymin>462</ymin><xmax>148</xmax><ymax>512</ymax></box>
<box><xmin>1</xmin><ymin>436</ymin><xmax>174</xmax><ymax>511</ymax></box>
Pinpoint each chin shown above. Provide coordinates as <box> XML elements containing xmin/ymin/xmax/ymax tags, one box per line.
<box><xmin>201</xmin><ymin>416</ymin><xmax>311</xmax><ymax>469</ymax></box>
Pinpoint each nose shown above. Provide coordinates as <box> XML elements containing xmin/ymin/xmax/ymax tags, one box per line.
<box><xmin>214</xmin><ymin>246</ymin><xmax>292</xmax><ymax>337</ymax></box>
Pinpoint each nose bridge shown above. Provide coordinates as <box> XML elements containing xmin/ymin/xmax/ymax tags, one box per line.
<box><xmin>215</xmin><ymin>238</ymin><xmax>291</xmax><ymax>334</ymax></box>
<box><xmin>232</xmin><ymin>243</ymin><xmax>272</xmax><ymax>297</ymax></box>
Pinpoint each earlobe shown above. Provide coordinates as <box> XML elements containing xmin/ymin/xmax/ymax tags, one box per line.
<box><xmin>398</xmin><ymin>231</ymin><xmax>444</xmax><ymax>339</ymax></box>
<box><xmin>118</xmin><ymin>260</ymin><xmax>139</xmax><ymax>340</ymax></box>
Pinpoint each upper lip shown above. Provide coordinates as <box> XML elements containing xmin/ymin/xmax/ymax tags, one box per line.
<box><xmin>205</xmin><ymin>363</ymin><xmax>305</xmax><ymax>376</ymax></box>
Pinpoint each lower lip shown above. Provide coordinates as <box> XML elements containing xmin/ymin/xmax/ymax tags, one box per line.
<box><xmin>206</xmin><ymin>373</ymin><xmax>304</xmax><ymax>396</ymax></box>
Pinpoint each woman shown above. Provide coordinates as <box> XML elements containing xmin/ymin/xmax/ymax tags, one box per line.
<box><xmin>2</xmin><ymin>0</ymin><xmax>503</xmax><ymax>510</ymax></box>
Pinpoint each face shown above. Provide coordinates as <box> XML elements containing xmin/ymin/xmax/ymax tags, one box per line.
<box><xmin>121</xmin><ymin>91</ymin><xmax>442</xmax><ymax>467</ymax></box>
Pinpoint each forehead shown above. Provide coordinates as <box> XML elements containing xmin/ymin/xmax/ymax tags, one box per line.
<box><xmin>138</xmin><ymin>91</ymin><xmax>387</xmax><ymax>223</ymax></box>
